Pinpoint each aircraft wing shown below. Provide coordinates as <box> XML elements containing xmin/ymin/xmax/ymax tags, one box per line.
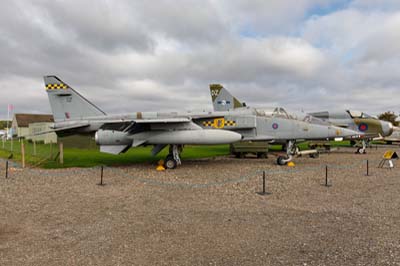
<box><xmin>104</xmin><ymin>116</ymin><xmax>235</xmax><ymax>124</ymax></box>
<box><xmin>98</xmin><ymin>117</ymin><xmax>191</xmax><ymax>126</ymax></box>
<box><xmin>57</xmin><ymin>118</ymin><xmax>192</xmax><ymax>132</ymax></box>
<box><xmin>47</xmin><ymin>117</ymin><xmax>201</xmax><ymax>137</ymax></box>
<box><xmin>100</xmin><ymin>118</ymin><xmax>196</xmax><ymax>132</ymax></box>
<box><xmin>134</xmin><ymin>118</ymin><xmax>191</xmax><ymax>124</ymax></box>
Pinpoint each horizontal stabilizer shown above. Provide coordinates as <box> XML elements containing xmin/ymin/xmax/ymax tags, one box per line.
<box><xmin>53</xmin><ymin>123</ymin><xmax>90</xmax><ymax>132</ymax></box>
<box><xmin>25</xmin><ymin>123</ymin><xmax>90</xmax><ymax>137</ymax></box>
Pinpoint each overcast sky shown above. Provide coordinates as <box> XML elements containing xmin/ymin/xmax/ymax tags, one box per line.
<box><xmin>1</xmin><ymin>0</ymin><xmax>400</xmax><ymax>119</ymax></box>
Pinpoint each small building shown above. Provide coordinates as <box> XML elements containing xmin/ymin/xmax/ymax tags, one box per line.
<box><xmin>11</xmin><ymin>114</ymin><xmax>54</xmax><ymax>140</ymax></box>
<box><xmin>10</xmin><ymin>113</ymin><xmax>97</xmax><ymax>148</ymax></box>
<box><xmin>29</xmin><ymin>122</ymin><xmax>57</xmax><ymax>144</ymax></box>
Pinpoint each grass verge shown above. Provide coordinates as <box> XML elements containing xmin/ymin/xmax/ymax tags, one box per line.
<box><xmin>0</xmin><ymin>140</ymin><xmax>230</xmax><ymax>169</ymax></box>
<box><xmin>0</xmin><ymin>139</ymin><xmax>357</xmax><ymax>169</ymax></box>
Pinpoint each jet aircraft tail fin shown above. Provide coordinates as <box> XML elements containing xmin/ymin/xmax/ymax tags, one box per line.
<box><xmin>209</xmin><ymin>84</ymin><xmax>245</xmax><ymax>112</ymax></box>
<box><xmin>44</xmin><ymin>76</ymin><xmax>106</xmax><ymax>122</ymax></box>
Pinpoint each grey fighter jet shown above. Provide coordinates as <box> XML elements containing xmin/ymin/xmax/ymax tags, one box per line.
<box><xmin>210</xmin><ymin>84</ymin><xmax>364</xmax><ymax>165</ymax></box>
<box><xmin>44</xmin><ymin>76</ymin><xmax>242</xmax><ymax>169</ymax></box>
<box><xmin>210</xmin><ymin>84</ymin><xmax>393</xmax><ymax>155</ymax></box>
<box><xmin>208</xmin><ymin>85</ymin><xmax>360</xmax><ymax>165</ymax></box>
<box><xmin>44</xmin><ymin>76</ymin><xmax>358</xmax><ymax>168</ymax></box>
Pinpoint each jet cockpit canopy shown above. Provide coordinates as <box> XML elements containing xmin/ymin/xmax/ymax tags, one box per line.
<box><xmin>346</xmin><ymin>110</ymin><xmax>374</xmax><ymax>119</ymax></box>
<box><xmin>255</xmin><ymin>107</ymin><xmax>330</xmax><ymax>126</ymax></box>
<box><xmin>255</xmin><ymin>107</ymin><xmax>292</xmax><ymax>119</ymax></box>
<box><xmin>301</xmin><ymin>114</ymin><xmax>330</xmax><ymax>125</ymax></box>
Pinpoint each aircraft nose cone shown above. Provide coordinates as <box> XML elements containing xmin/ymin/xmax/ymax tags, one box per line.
<box><xmin>381</xmin><ymin>121</ymin><xmax>394</xmax><ymax>137</ymax></box>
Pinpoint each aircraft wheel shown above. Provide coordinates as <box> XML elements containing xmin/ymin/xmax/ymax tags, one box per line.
<box><xmin>164</xmin><ymin>155</ymin><xmax>177</xmax><ymax>169</ymax></box>
<box><xmin>277</xmin><ymin>156</ymin><xmax>288</xmax><ymax>166</ymax></box>
<box><xmin>356</xmin><ymin>147</ymin><xmax>366</xmax><ymax>154</ymax></box>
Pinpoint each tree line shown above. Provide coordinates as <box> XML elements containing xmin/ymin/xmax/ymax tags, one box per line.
<box><xmin>378</xmin><ymin>111</ymin><xmax>399</xmax><ymax>127</ymax></box>
<box><xmin>0</xmin><ymin>120</ymin><xmax>11</xmax><ymax>130</ymax></box>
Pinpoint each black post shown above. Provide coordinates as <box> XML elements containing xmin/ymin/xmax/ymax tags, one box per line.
<box><xmin>366</xmin><ymin>160</ymin><xmax>369</xmax><ymax>176</ymax></box>
<box><xmin>100</xmin><ymin>166</ymin><xmax>104</xmax><ymax>185</ymax></box>
<box><xmin>5</xmin><ymin>160</ymin><xmax>8</xmax><ymax>179</ymax></box>
<box><xmin>325</xmin><ymin>165</ymin><xmax>328</xmax><ymax>187</ymax></box>
<box><xmin>263</xmin><ymin>171</ymin><xmax>266</xmax><ymax>195</ymax></box>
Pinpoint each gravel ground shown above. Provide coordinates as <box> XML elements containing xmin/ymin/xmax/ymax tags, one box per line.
<box><xmin>1</xmin><ymin>147</ymin><xmax>400</xmax><ymax>265</ymax></box>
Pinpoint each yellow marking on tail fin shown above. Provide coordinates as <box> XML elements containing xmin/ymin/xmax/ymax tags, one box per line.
<box><xmin>46</xmin><ymin>83</ymin><xmax>68</xmax><ymax>90</ymax></box>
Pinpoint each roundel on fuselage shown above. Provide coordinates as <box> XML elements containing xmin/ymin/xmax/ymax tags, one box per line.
<box><xmin>358</xmin><ymin>123</ymin><xmax>369</xmax><ymax>132</ymax></box>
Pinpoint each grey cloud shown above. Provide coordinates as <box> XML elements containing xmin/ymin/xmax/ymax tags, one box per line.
<box><xmin>359</xmin><ymin>14</ymin><xmax>400</xmax><ymax>62</ymax></box>
<box><xmin>213</xmin><ymin>0</ymin><xmax>345</xmax><ymax>35</ymax></box>
<box><xmin>35</xmin><ymin>0</ymin><xmax>155</xmax><ymax>53</ymax></box>
<box><xmin>132</xmin><ymin>37</ymin><xmax>327</xmax><ymax>88</ymax></box>
<box><xmin>303</xmin><ymin>9</ymin><xmax>400</xmax><ymax>63</ymax></box>
<box><xmin>351</xmin><ymin>0</ymin><xmax>400</xmax><ymax>10</ymax></box>
<box><xmin>132</xmin><ymin>0</ymin><xmax>229</xmax><ymax>46</ymax></box>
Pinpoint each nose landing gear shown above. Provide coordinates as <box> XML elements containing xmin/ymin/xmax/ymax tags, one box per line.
<box><xmin>355</xmin><ymin>139</ymin><xmax>369</xmax><ymax>154</ymax></box>
<box><xmin>276</xmin><ymin>140</ymin><xmax>319</xmax><ymax>165</ymax></box>
<box><xmin>164</xmin><ymin>145</ymin><xmax>183</xmax><ymax>169</ymax></box>
<box><xmin>277</xmin><ymin>140</ymin><xmax>297</xmax><ymax>166</ymax></box>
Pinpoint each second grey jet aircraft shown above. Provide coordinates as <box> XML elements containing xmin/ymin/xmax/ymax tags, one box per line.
<box><xmin>209</xmin><ymin>84</ymin><xmax>362</xmax><ymax>165</ymax></box>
